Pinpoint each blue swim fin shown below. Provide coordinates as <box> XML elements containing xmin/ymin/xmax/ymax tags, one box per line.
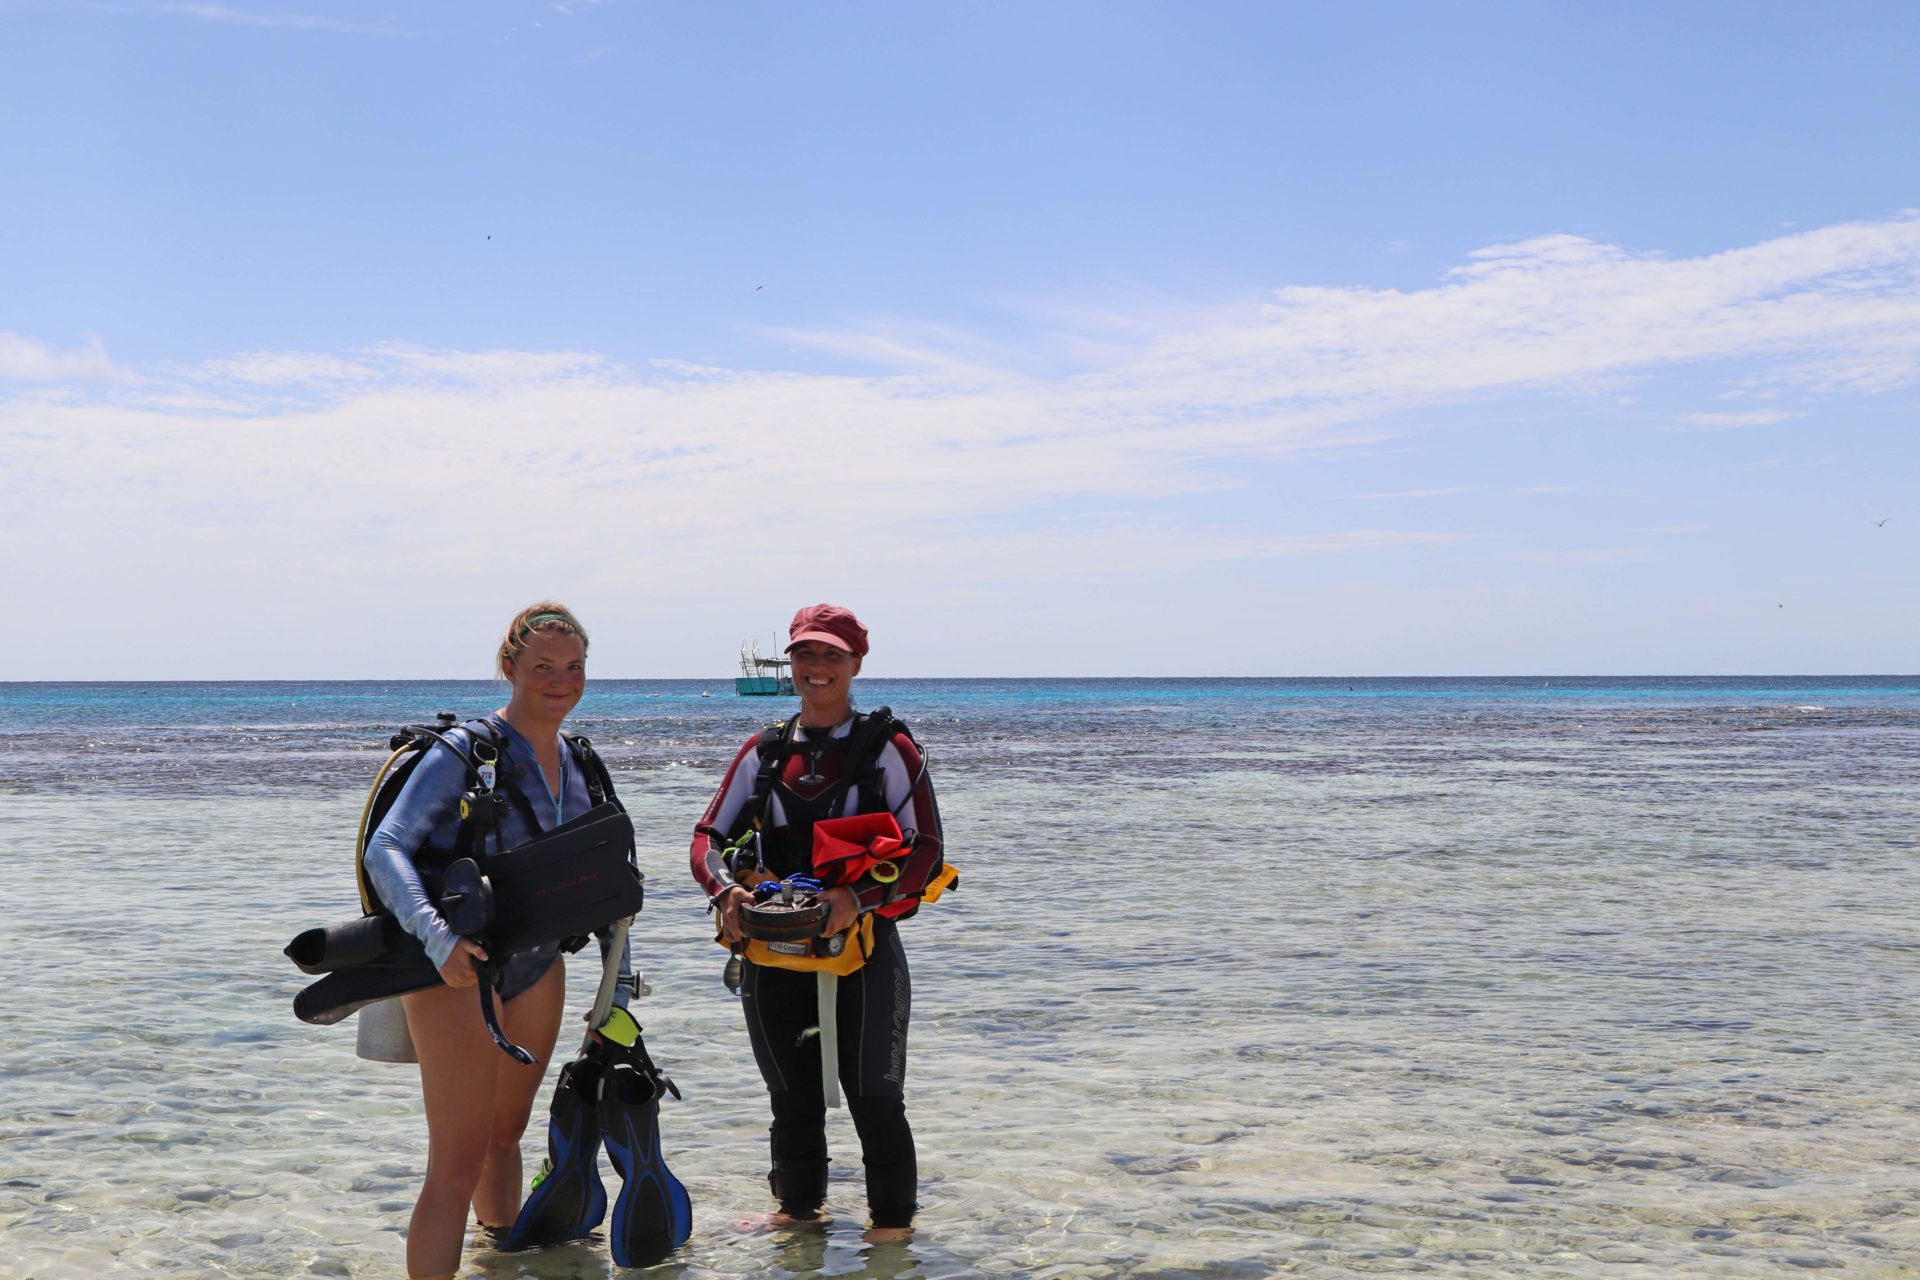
<box><xmin>501</xmin><ymin>1051</ymin><xmax>609</xmax><ymax>1250</ymax></box>
<box><xmin>599</xmin><ymin>1056</ymin><xmax>692</xmax><ymax>1268</ymax></box>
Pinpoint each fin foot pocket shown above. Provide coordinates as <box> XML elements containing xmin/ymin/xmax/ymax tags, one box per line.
<box><xmin>600</xmin><ymin>1060</ymin><xmax>693</xmax><ymax>1267</ymax></box>
<box><xmin>501</xmin><ymin>1056</ymin><xmax>610</xmax><ymax>1251</ymax></box>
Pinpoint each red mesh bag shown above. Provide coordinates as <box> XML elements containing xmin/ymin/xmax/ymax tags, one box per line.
<box><xmin>810</xmin><ymin>812</ymin><xmax>908</xmax><ymax>890</ymax></box>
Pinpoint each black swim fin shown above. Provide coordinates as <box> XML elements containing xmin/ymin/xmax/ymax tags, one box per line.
<box><xmin>290</xmin><ymin>950</ymin><xmax>440</xmax><ymax>1025</ymax></box>
<box><xmin>285</xmin><ymin>802</ymin><xmax>643</xmax><ymax>1037</ymax></box>
<box><xmin>284</xmin><ymin>913</ymin><xmax>409</xmax><ymax>975</ymax></box>
<box><xmin>600</xmin><ymin>1054</ymin><xmax>692</xmax><ymax>1267</ymax></box>
<box><xmin>501</xmin><ymin>1048</ymin><xmax>610</xmax><ymax>1250</ymax></box>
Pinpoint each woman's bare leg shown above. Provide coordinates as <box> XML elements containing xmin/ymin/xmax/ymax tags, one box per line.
<box><xmin>401</xmin><ymin>959</ymin><xmax>564</xmax><ymax>1279</ymax></box>
<box><xmin>471</xmin><ymin>960</ymin><xmax>566</xmax><ymax>1226</ymax></box>
<box><xmin>403</xmin><ymin>982</ymin><xmax>502</xmax><ymax>1278</ymax></box>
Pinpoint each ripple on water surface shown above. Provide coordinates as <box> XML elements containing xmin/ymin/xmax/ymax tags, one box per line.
<box><xmin>2</xmin><ymin>677</ymin><xmax>1918</xmax><ymax>1277</ymax></box>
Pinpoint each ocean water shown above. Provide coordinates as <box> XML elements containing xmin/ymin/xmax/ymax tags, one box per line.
<box><xmin>2</xmin><ymin>676</ymin><xmax>1918</xmax><ymax>1279</ymax></box>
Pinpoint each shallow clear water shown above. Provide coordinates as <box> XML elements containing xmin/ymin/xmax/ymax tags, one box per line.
<box><xmin>3</xmin><ymin>678</ymin><xmax>1918</xmax><ymax>1278</ymax></box>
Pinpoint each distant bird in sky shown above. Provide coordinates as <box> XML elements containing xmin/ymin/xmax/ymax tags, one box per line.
<box><xmin>1873</xmin><ymin>517</ymin><xmax>1889</xmax><ymax>526</ymax></box>
<box><xmin>756</xmin><ymin>285</ymin><xmax>763</xmax><ymax>291</ymax></box>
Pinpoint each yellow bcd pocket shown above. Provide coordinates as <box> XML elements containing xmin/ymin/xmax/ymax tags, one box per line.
<box><xmin>917</xmin><ymin>861</ymin><xmax>959</xmax><ymax>905</ymax></box>
<box><xmin>720</xmin><ymin>913</ymin><xmax>876</xmax><ymax>976</ymax></box>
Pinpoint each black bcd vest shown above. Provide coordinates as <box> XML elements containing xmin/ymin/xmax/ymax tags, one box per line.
<box><xmin>733</xmin><ymin>707</ymin><xmax>908</xmax><ymax>879</ymax></box>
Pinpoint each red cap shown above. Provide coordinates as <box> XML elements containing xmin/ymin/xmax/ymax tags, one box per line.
<box><xmin>786</xmin><ymin>603</ymin><xmax>869</xmax><ymax>657</ymax></box>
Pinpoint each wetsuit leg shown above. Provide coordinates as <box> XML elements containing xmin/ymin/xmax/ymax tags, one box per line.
<box><xmin>741</xmin><ymin>960</ymin><xmax>829</xmax><ymax>1217</ymax></box>
<box><xmin>741</xmin><ymin>923</ymin><xmax>918</xmax><ymax>1227</ymax></box>
<box><xmin>842</xmin><ymin>919</ymin><xmax>916</xmax><ymax>1229</ymax></box>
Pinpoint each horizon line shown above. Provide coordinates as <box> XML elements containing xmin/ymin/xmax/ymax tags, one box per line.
<box><xmin>4</xmin><ymin>672</ymin><xmax>1918</xmax><ymax>686</ymax></box>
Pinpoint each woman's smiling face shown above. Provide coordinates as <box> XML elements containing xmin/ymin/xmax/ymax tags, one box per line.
<box><xmin>504</xmin><ymin>628</ymin><xmax>587</xmax><ymax>722</ymax></box>
<box><xmin>790</xmin><ymin>639</ymin><xmax>861</xmax><ymax>717</ymax></box>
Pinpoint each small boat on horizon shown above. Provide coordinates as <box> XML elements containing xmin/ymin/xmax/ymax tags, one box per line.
<box><xmin>735</xmin><ymin>640</ymin><xmax>794</xmax><ymax>696</ymax></box>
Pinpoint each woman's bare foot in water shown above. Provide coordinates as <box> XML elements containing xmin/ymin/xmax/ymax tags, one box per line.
<box><xmin>861</xmin><ymin>1226</ymin><xmax>913</xmax><ymax>1244</ymax></box>
<box><xmin>736</xmin><ymin>1211</ymin><xmax>823</xmax><ymax>1233</ymax></box>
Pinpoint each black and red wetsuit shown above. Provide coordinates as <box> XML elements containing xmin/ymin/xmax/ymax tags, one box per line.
<box><xmin>690</xmin><ymin>712</ymin><xmax>943</xmax><ymax>1229</ymax></box>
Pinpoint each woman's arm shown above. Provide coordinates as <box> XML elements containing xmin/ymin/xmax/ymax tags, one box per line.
<box><xmin>690</xmin><ymin>734</ymin><xmax>766</xmax><ymax>942</ymax></box>
<box><xmin>851</xmin><ymin>730</ymin><xmax>943</xmax><ymax>915</ymax></box>
<box><xmin>818</xmin><ymin>730</ymin><xmax>942</xmax><ymax>933</ymax></box>
<box><xmin>689</xmin><ymin>734</ymin><xmax>763</xmax><ymax>899</ymax></box>
<box><xmin>362</xmin><ymin>738</ymin><xmax>470</xmax><ymax>970</ymax></box>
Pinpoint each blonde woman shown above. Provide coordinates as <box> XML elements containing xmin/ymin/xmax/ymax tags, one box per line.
<box><xmin>361</xmin><ymin>602</ymin><xmax>628</xmax><ymax>1278</ymax></box>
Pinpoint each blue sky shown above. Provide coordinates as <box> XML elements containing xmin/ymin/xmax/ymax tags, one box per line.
<box><xmin>3</xmin><ymin>1</ymin><xmax>1917</xmax><ymax>677</ymax></box>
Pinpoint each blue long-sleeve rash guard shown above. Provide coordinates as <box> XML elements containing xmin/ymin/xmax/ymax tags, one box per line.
<box><xmin>363</xmin><ymin>713</ymin><xmax>633</xmax><ymax>1003</ymax></box>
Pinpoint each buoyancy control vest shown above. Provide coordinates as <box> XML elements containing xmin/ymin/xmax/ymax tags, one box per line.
<box><xmin>290</xmin><ymin>713</ymin><xmax>635</xmax><ymax>1059</ymax></box>
<box><xmin>354</xmin><ymin>712</ymin><xmax>619</xmax><ymax>916</ymax></box>
<box><xmin>729</xmin><ymin>708</ymin><xmax>906</xmax><ymax>877</ymax></box>
<box><xmin>716</xmin><ymin>707</ymin><xmax>956</xmax><ymax>975</ymax></box>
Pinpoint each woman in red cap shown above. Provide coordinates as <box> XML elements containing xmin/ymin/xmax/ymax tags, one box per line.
<box><xmin>690</xmin><ymin>604</ymin><xmax>947</xmax><ymax>1241</ymax></box>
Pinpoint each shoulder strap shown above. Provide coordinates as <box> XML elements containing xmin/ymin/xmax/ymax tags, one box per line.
<box><xmin>464</xmin><ymin>718</ymin><xmax>575</xmax><ymax>851</ymax></box>
<box><xmin>844</xmin><ymin>707</ymin><xmax>901</xmax><ymax>808</ymax></box>
<box><xmin>391</xmin><ymin>718</ymin><xmax>490</xmax><ymax>784</ymax></box>
<box><xmin>746</xmin><ymin>719</ymin><xmax>794</xmax><ymax>830</ymax></box>
<box><xmin>562</xmin><ymin>731</ymin><xmax>619</xmax><ymax>807</ymax></box>
<box><xmin>360</xmin><ymin>716</ymin><xmax>495</xmax><ymax>911</ymax></box>
<box><xmin>454</xmin><ymin>719</ymin><xmax>523</xmax><ymax>858</ymax></box>
<box><xmin>863</xmin><ymin>708</ymin><xmax>931</xmax><ymax>822</ymax></box>
<box><xmin>755</xmin><ymin>719</ymin><xmax>793</xmax><ymax>759</ymax></box>
<box><xmin>747</xmin><ymin>709</ymin><xmax>905</xmax><ymax>824</ymax></box>
<box><xmin>808</xmin><ymin>707</ymin><xmax>901</xmax><ymax>816</ymax></box>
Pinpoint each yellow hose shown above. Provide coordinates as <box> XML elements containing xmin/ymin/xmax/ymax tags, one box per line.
<box><xmin>354</xmin><ymin>744</ymin><xmax>412</xmax><ymax>914</ymax></box>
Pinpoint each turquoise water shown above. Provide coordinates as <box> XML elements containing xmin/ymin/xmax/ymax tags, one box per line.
<box><xmin>2</xmin><ymin>678</ymin><xmax>1918</xmax><ymax>1278</ymax></box>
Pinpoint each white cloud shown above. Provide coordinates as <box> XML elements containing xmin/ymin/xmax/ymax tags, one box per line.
<box><xmin>852</xmin><ymin>523</ymin><xmax>1467</xmax><ymax>586</ymax></box>
<box><xmin>1087</xmin><ymin>213</ymin><xmax>1920</xmax><ymax>428</ymax></box>
<box><xmin>1338</xmin><ymin>487</ymin><xmax>1474</xmax><ymax>501</ymax></box>
<box><xmin>0</xmin><ymin>331</ymin><xmax>115</xmax><ymax>381</ymax></box>
<box><xmin>1501</xmin><ymin>546</ymin><xmax>1658</xmax><ymax>566</ymax></box>
<box><xmin>367</xmin><ymin>344</ymin><xmax>619</xmax><ymax>386</ymax></box>
<box><xmin>131</xmin><ymin>2</ymin><xmax>408</xmax><ymax>36</ymax></box>
<box><xmin>8</xmin><ymin>211</ymin><xmax>1920</xmax><ymax>672</ymax></box>
<box><xmin>196</xmin><ymin>351</ymin><xmax>379</xmax><ymax>386</ymax></box>
<box><xmin>1680</xmin><ymin>410</ymin><xmax>1794</xmax><ymax>428</ymax></box>
<box><xmin>769</xmin><ymin>322</ymin><xmax>1019</xmax><ymax>383</ymax></box>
